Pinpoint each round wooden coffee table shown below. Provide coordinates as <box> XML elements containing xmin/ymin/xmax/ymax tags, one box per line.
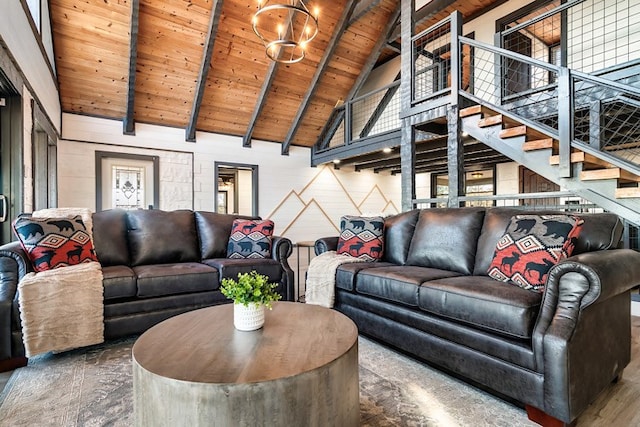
<box><xmin>132</xmin><ymin>301</ymin><xmax>359</xmax><ymax>426</ymax></box>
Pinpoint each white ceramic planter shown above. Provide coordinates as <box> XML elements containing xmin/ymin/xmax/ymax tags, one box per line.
<box><xmin>233</xmin><ymin>302</ymin><xmax>265</xmax><ymax>331</ymax></box>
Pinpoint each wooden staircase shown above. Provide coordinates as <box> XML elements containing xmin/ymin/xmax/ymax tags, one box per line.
<box><xmin>459</xmin><ymin>104</ymin><xmax>640</xmax><ymax>224</ymax></box>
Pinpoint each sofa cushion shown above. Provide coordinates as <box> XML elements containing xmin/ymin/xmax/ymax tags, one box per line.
<box><xmin>355</xmin><ymin>266</ymin><xmax>463</xmax><ymax>307</ymax></box>
<box><xmin>473</xmin><ymin>208</ymin><xmax>623</xmax><ymax>275</ymax></box>
<box><xmin>93</xmin><ymin>209</ymin><xmax>129</xmax><ymax>266</ymax></box>
<box><xmin>406</xmin><ymin>208</ymin><xmax>485</xmax><ymax>274</ymax></box>
<box><xmin>383</xmin><ymin>210</ymin><xmax>419</xmax><ymax>265</ymax></box>
<box><xmin>102</xmin><ymin>265</ymin><xmax>137</xmax><ymax>301</ymax></box>
<box><xmin>127</xmin><ymin>210</ymin><xmax>199</xmax><ymax>266</ymax></box>
<box><xmin>195</xmin><ymin>212</ymin><xmax>257</xmax><ymax>259</ymax></box>
<box><xmin>133</xmin><ymin>262</ymin><xmax>219</xmax><ymax>297</ymax></box>
<box><xmin>487</xmin><ymin>214</ymin><xmax>584</xmax><ymax>292</ymax></box>
<box><xmin>203</xmin><ymin>258</ymin><xmax>282</xmax><ymax>283</ymax></box>
<box><xmin>13</xmin><ymin>215</ymin><xmax>98</xmax><ymax>272</ymax></box>
<box><xmin>227</xmin><ymin>219</ymin><xmax>274</xmax><ymax>259</ymax></box>
<box><xmin>335</xmin><ymin>262</ymin><xmax>395</xmax><ymax>291</ymax></box>
<box><xmin>417</xmin><ymin>276</ymin><xmax>543</xmax><ymax>339</ymax></box>
<box><xmin>337</xmin><ymin>216</ymin><xmax>385</xmax><ymax>261</ymax></box>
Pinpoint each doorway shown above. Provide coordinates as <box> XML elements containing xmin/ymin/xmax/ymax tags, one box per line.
<box><xmin>95</xmin><ymin>152</ymin><xmax>159</xmax><ymax>211</ymax></box>
<box><xmin>214</xmin><ymin>162</ymin><xmax>258</xmax><ymax>217</ymax></box>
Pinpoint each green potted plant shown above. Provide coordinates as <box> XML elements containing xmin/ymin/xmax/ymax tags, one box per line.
<box><xmin>221</xmin><ymin>271</ymin><xmax>282</xmax><ymax>331</ymax></box>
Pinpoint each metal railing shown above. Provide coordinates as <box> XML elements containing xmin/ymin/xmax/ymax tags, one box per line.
<box><xmin>316</xmin><ymin>80</ymin><xmax>401</xmax><ymax>152</ymax></box>
<box><xmin>458</xmin><ymin>35</ymin><xmax>640</xmax><ymax>175</ymax></box>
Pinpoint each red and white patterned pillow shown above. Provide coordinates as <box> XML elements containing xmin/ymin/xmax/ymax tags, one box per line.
<box><xmin>227</xmin><ymin>219</ymin><xmax>274</xmax><ymax>259</ymax></box>
<box><xmin>337</xmin><ymin>215</ymin><xmax>385</xmax><ymax>261</ymax></box>
<box><xmin>487</xmin><ymin>214</ymin><xmax>583</xmax><ymax>292</ymax></box>
<box><xmin>13</xmin><ymin>215</ymin><xmax>98</xmax><ymax>272</ymax></box>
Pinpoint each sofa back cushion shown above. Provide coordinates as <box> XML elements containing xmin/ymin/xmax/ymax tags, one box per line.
<box><xmin>127</xmin><ymin>210</ymin><xmax>199</xmax><ymax>266</ymax></box>
<box><xmin>195</xmin><ymin>212</ymin><xmax>258</xmax><ymax>259</ymax></box>
<box><xmin>93</xmin><ymin>209</ymin><xmax>129</xmax><ymax>266</ymax></box>
<box><xmin>406</xmin><ymin>208</ymin><xmax>485</xmax><ymax>275</ymax></box>
<box><xmin>473</xmin><ymin>208</ymin><xmax>623</xmax><ymax>275</ymax></box>
<box><xmin>383</xmin><ymin>210</ymin><xmax>420</xmax><ymax>265</ymax></box>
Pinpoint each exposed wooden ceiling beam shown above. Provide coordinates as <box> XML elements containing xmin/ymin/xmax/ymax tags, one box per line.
<box><xmin>243</xmin><ymin>60</ymin><xmax>279</xmax><ymax>147</ymax></box>
<box><xmin>388</xmin><ymin>0</ymin><xmax>458</xmax><ymax>42</ymax></box>
<box><xmin>281</xmin><ymin>0</ymin><xmax>359</xmax><ymax>155</ymax></box>
<box><xmin>185</xmin><ymin>0</ymin><xmax>224</xmax><ymax>142</ymax></box>
<box><xmin>349</xmin><ymin>0</ymin><xmax>383</xmax><ymax>25</ymax></box>
<box><xmin>123</xmin><ymin>0</ymin><xmax>140</xmax><ymax>136</ymax></box>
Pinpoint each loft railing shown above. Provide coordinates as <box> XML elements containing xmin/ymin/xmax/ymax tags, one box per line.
<box><xmin>314</xmin><ymin>80</ymin><xmax>401</xmax><ymax>154</ymax></box>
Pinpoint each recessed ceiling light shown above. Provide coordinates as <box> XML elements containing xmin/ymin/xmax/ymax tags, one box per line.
<box><xmin>382</xmin><ymin>147</ymin><xmax>392</xmax><ymax>153</ymax></box>
<box><xmin>462</xmin><ymin>131</ymin><xmax>469</xmax><ymax>137</ymax></box>
<box><xmin>332</xmin><ymin>159</ymin><xmax>341</xmax><ymax>164</ymax></box>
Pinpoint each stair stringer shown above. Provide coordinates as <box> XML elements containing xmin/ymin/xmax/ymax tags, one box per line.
<box><xmin>461</xmin><ymin>113</ymin><xmax>640</xmax><ymax>226</ymax></box>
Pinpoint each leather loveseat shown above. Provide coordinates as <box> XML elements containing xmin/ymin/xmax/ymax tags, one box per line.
<box><xmin>0</xmin><ymin>209</ymin><xmax>294</xmax><ymax>371</ymax></box>
<box><xmin>315</xmin><ymin>207</ymin><xmax>640</xmax><ymax>425</ymax></box>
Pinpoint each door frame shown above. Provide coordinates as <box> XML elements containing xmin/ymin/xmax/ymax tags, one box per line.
<box><xmin>95</xmin><ymin>151</ymin><xmax>160</xmax><ymax>211</ymax></box>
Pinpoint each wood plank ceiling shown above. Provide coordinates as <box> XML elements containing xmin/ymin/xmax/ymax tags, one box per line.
<box><xmin>49</xmin><ymin>0</ymin><xmax>513</xmax><ymax>152</ymax></box>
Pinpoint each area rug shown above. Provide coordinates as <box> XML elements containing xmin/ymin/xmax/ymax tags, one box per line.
<box><xmin>0</xmin><ymin>336</ymin><xmax>535</xmax><ymax>426</ymax></box>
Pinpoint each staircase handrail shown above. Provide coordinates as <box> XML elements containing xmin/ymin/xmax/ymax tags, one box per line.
<box><xmin>458</xmin><ymin>36</ymin><xmax>559</xmax><ymax>73</ymax></box>
<box><xmin>501</xmin><ymin>0</ymin><xmax>585</xmax><ymax>37</ymax></box>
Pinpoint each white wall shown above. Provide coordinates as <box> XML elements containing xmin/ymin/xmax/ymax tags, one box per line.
<box><xmin>59</xmin><ymin>114</ymin><xmax>402</xmax><ymax>244</ymax></box>
<box><xmin>0</xmin><ymin>1</ymin><xmax>60</xmax><ymax>132</ymax></box>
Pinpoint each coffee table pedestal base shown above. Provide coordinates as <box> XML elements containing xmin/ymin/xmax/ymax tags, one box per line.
<box><xmin>133</xmin><ymin>342</ymin><xmax>359</xmax><ymax>426</ymax></box>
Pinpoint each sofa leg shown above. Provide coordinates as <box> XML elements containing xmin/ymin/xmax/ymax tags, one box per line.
<box><xmin>525</xmin><ymin>405</ymin><xmax>576</xmax><ymax>427</ymax></box>
<box><xmin>0</xmin><ymin>356</ymin><xmax>28</xmax><ymax>373</ymax></box>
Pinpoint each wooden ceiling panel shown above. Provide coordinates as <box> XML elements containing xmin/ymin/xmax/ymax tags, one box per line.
<box><xmin>51</xmin><ymin>0</ymin><xmax>131</xmax><ymax>117</ymax></box>
<box><xmin>196</xmin><ymin>1</ymin><xmax>273</xmax><ymax>136</ymax></box>
<box><xmin>133</xmin><ymin>0</ymin><xmax>212</xmax><ymax>127</ymax></box>
<box><xmin>49</xmin><ymin>0</ymin><xmax>509</xmax><ymax>149</ymax></box>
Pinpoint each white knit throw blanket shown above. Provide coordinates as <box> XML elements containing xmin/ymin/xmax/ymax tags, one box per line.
<box><xmin>305</xmin><ymin>251</ymin><xmax>367</xmax><ymax>308</ymax></box>
<box><xmin>18</xmin><ymin>208</ymin><xmax>104</xmax><ymax>357</ymax></box>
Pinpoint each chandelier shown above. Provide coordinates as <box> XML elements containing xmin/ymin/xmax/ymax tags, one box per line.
<box><xmin>252</xmin><ymin>0</ymin><xmax>319</xmax><ymax>64</ymax></box>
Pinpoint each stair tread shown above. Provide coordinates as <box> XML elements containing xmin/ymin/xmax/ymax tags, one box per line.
<box><xmin>499</xmin><ymin>125</ymin><xmax>547</xmax><ymax>140</ymax></box>
<box><xmin>615</xmin><ymin>186</ymin><xmax>640</xmax><ymax>199</ymax></box>
<box><xmin>478</xmin><ymin>114</ymin><xmax>504</xmax><ymax>128</ymax></box>
<box><xmin>523</xmin><ymin>138</ymin><xmax>556</xmax><ymax>152</ymax></box>
<box><xmin>549</xmin><ymin>152</ymin><xmax>612</xmax><ymax>167</ymax></box>
<box><xmin>460</xmin><ymin>105</ymin><xmax>498</xmax><ymax>118</ymax></box>
<box><xmin>580</xmin><ymin>168</ymin><xmax>640</xmax><ymax>182</ymax></box>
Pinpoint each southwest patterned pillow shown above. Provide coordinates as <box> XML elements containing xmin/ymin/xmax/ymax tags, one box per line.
<box><xmin>13</xmin><ymin>215</ymin><xmax>98</xmax><ymax>272</ymax></box>
<box><xmin>336</xmin><ymin>215</ymin><xmax>385</xmax><ymax>261</ymax></box>
<box><xmin>227</xmin><ymin>219</ymin><xmax>274</xmax><ymax>259</ymax></box>
<box><xmin>487</xmin><ymin>214</ymin><xmax>584</xmax><ymax>292</ymax></box>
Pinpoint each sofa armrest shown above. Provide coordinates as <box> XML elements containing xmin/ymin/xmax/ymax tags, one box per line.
<box><xmin>0</xmin><ymin>241</ymin><xmax>31</xmax><ymax>361</ymax></box>
<box><xmin>272</xmin><ymin>236</ymin><xmax>294</xmax><ymax>301</ymax></box>
<box><xmin>314</xmin><ymin>237</ymin><xmax>339</xmax><ymax>255</ymax></box>
<box><xmin>532</xmin><ymin>249</ymin><xmax>640</xmax><ymax>422</ymax></box>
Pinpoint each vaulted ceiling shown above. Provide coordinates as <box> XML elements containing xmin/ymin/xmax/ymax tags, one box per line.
<box><xmin>48</xmin><ymin>0</ymin><xmax>507</xmax><ymax>152</ymax></box>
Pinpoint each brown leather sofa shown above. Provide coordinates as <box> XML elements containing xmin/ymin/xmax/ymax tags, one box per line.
<box><xmin>0</xmin><ymin>209</ymin><xmax>294</xmax><ymax>371</ymax></box>
<box><xmin>315</xmin><ymin>207</ymin><xmax>640</xmax><ymax>425</ymax></box>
